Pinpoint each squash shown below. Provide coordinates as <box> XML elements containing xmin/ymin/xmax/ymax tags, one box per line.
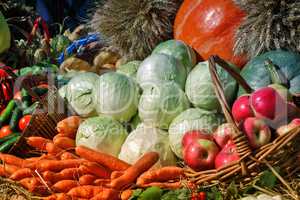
<box><xmin>239</xmin><ymin>50</ymin><xmax>300</xmax><ymax>95</ymax></box>
<box><xmin>0</xmin><ymin>11</ymin><xmax>10</xmax><ymax>54</ymax></box>
<box><xmin>174</xmin><ymin>0</ymin><xmax>247</xmax><ymax>67</ymax></box>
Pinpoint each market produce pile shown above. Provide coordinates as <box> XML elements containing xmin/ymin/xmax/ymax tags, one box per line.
<box><xmin>0</xmin><ymin>0</ymin><xmax>300</xmax><ymax>199</ymax></box>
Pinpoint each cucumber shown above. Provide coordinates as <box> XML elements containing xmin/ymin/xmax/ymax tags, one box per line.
<box><xmin>0</xmin><ymin>132</ymin><xmax>19</xmax><ymax>144</ymax></box>
<box><xmin>0</xmin><ymin>135</ymin><xmax>20</xmax><ymax>152</ymax></box>
<box><xmin>21</xmin><ymin>89</ymin><xmax>31</xmax><ymax>109</ymax></box>
<box><xmin>0</xmin><ymin>100</ymin><xmax>16</xmax><ymax>127</ymax></box>
<box><xmin>23</xmin><ymin>102</ymin><xmax>39</xmax><ymax>115</ymax></box>
<box><xmin>9</xmin><ymin>107</ymin><xmax>22</xmax><ymax>132</ymax></box>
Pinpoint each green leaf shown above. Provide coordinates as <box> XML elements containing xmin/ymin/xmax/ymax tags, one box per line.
<box><xmin>129</xmin><ymin>189</ymin><xmax>143</xmax><ymax>200</ymax></box>
<box><xmin>161</xmin><ymin>188</ymin><xmax>191</xmax><ymax>200</ymax></box>
<box><xmin>227</xmin><ymin>181</ymin><xmax>239</xmax><ymax>198</ymax></box>
<box><xmin>258</xmin><ymin>169</ymin><xmax>278</xmax><ymax>189</ymax></box>
<box><xmin>207</xmin><ymin>187</ymin><xmax>223</xmax><ymax>200</ymax></box>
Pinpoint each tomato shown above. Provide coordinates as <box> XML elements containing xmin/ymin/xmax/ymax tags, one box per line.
<box><xmin>37</xmin><ymin>83</ymin><xmax>49</xmax><ymax>89</ymax></box>
<box><xmin>14</xmin><ymin>91</ymin><xmax>22</xmax><ymax>101</ymax></box>
<box><xmin>198</xmin><ymin>192</ymin><xmax>206</xmax><ymax>200</ymax></box>
<box><xmin>18</xmin><ymin>115</ymin><xmax>32</xmax><ymax>131</ymax></box>
<box><xmin>0</xmin><ymin>125</ymin><xmax>12</xmax><ymax>138</ymax></box>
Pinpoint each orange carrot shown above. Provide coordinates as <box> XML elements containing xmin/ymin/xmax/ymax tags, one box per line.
<box><xmin>136</xmin><ymin>166</ymin><xmax>184</xmax><ymax>185</ymax></box>
<box><xmin>56</xmin><ymin>116</ymin><xmax>81</xmax><ymax>139</ymax></box>
<box><xmin>110</xmin><ymin>152</ymin><xmax>159</xmax><ymax>190</ymax></box>
<box><xmin>19</xmin><ymin>177</ymin><xmax>39</xmax><ymax>192</ymax></box>
<box><xmin>36</xmin><ymin>159</ymin><xmax>84</xmax><ymax>172</ymax></box>
<box><xmin>26</xmin><ymin>154</ymin><xmax>57</xmax><ymax>162</ymax></box>
<box><xmin>93</xmin><ymin>179</ymin><xmax>110</xmax><ymax>187</ymax></box>
<box><xmin>76</xmin><ymin>146</ymin><xmax>130</xmax><ymax>171</ymax></box>
<box><xmin>79</xmin><ymin>174</ymin><xmax>97</xmax><ymax>185</ymax></box>
<box><xmin>110</xmin><ymin>171</ymin><xmax>124</xmax><ymax>179</ymax></box>
<box><xmin>67</xmin><ymin>186</ymin><xmax>110</xmax><ymax>198</ymax></box>
<box><xmin>53</xmin><ymin>137</ymin><xmax>75</xmax><ymax>150</ymax></box>
<box><xmin>60</xmin><ymin>152</ymin><xmax>79</xmax><ymax>160</ymax></box>
<box><xmin>0</xmin><ymin>153</ymin><xmax>27</xmax><ymax>167</ymax></box>
<box><xmin>26</xmin><ymin>137</ymin><xmax>51</xmax><ymax>151</ymax></box>
<box><xmin>53</xmin><ymin>134</ymin><xmax>67</xmax><ymax>142</ymax></box>
<box><xmin>46</xmin><ymin>142</ymin><xmax>64</xmax><ymax>156</ymax></box>
<box><xmin>44</xmin><ymin>193</ymin><xmax>72</xmax><ymax>200</ymax></box>
<box><xmin>43</xmin><ymin>168</ymin><xmax>83</xmax><ymax>183</ymax></box>
<box><xmin>52</xmin><ymin>180</ymin><xmax>79</xmax><ymax>193</ymax></box>
<box><xmin>121</xmin><ymin>189</ymin><xmax>133</xmax><ymax>200</ymax></box>
<box><xmin>10</xmin><ymin>168</ymin><xmax>33</xmax><ymax>181</ymax></box>
<box><xmin>90</xmin><ymin>188</ymin><xmax>119</xmax><ymax>200</ymax></box>
<box><xmin>80</xmin><ymin>162</ymin><xmax>111</xmax><ymax>178</ymax></box>
<box><xmin>139</xmin><ymin>182</ymin><xmax>182</xmax><ymax>189</ymax></box>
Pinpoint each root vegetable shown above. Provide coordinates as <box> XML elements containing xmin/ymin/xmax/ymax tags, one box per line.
<box><xmin>121</xmin><ymin>189</ymin><xmax>133</xmax><ymax>200</ymax></box>
<box><xmin>60</xmin><ymin>152</ymin><xmax>79</xmax><ymax>160</ymax></box>
<box><xmin>136</xmin><ymin>166</ymin><xmax>184</xmax><ymax>185</ymax></box>
<box><xmin>90</xmin><ymin>188</ymin><xmax>119</xmax><ymax>200</ymax></box>
<box><xmin>26</xmin><ymin>137</ymin><xmax>51</xmax><ymax>151</ymax></box>
<box><xmin>0</xmin><ymin>153</ymin><xmax>27</xmax><ymax>167</ymax></box>
<box><xmin>37</xmin><ymin>159</ymin><xmax>84</xmax><ymax>172</ymax></box>
<box><xmin>46</xmin><ymin>142</ymin><xmax>64</xmax><ymax>156</ymax></box>
<box><xmin>79</xmin><ymin>174</ymin><xmax>97</xmax><ymax>185</ymax></box>
<box><xmin>67</xmin><ymin>186</ymin><xmax>110</xmax><ymax>198</ymax></box>
<box><xmin>93</xmin><ymin>179</ymin><xmax>110</xmax><ymax>186</ymax></box>
<box><xmin>53</xmin><ymin>136</ymin><xmax>75</xmax><ymax>150</ymax></box>
<box><xmin>56</xmin><ymin>116</ymin><xmax>81</xmax><ymax>139</ymax></box>
<box><xmin>110</xmin><ymin>152</ymin><xmax>159</xmax><ymax>190</ymax></box>
<box><xmin>76</xmin><ymin>146</ymin><xmax>130</xmax><ymax>171</ymax></box>
<box><xmin>52</xmin><ymin>180</ymin><xmax>79</xmax><ymax>193</ymax></box>
<box><xmin>80</xmin><ymin>162</ymin><xmax>111</xmax><ymax>178</ymax></box>
<box><xmin>43</xmin><ymin>168</ymin><xmax>83</xmax><ymax>183</ymax></box>
<box><xmin>10</xmin><ymin>168</ymin><xmax>33</xmax><ymax>180</ymax></box>
<box><xmin>45</xmin><ymin>193</ymin><xmax>72</xmax><ymax>200</ymax></box>
<box><xmin>139</xmin><ymin>182</ymin><xmax>182</xmax><ymax>189</ymax></box>
<box><xmin>19</xmin><ymin>177</ymin><xmax>39</xmax><ymax>192</ymax></box>
<box><xmin>110</xmin><ymin>171</ymin><xmax>124</xmax><ymax>179</ymax></box>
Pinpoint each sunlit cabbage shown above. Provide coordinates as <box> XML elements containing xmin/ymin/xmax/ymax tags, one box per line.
<box><xmin>152</xmin><ymin>40</ymin><xmax>196</xmax><ymax>72</ymax></box>
<box><xmin>169</xmin><ymin>108</ymin><xmax>224</xmax><ymax>158</ymax></box>
<box><xmin>138</xmin><ymin>82</ymin><xmax>190</xmax><ymax>129</ymax></box>
<box><xmin>76</xmin><ymin>116</ymin><xmax>128</xmax><ymax>156</ymax></box>
<box><xmin>119</xmin><ymin>123</ymin><xmax>177</xmax><ymax>168</ymax></box>
<box><xmin>185</xmin><ymin>61</ymin><xmax>238</xmax><ymax>111</ymax></box>
<box><xmin>136</xmin><ymin>53</ymin><xmax>187</xmax><ymax>90</ymax></box>
<box><xmin>93</xmin><ymin>72</ymin><xmax>140</xmax><ymax>122</ymax></box>
<box><xmin>117</xmin><ymin>60</ymin><xmax>141</xmax><ymax>80</ymax></box>
<box><xmin>66</xmin><ymin>72</ymin><xmax>99</xmax><ymax>117</ymax></box>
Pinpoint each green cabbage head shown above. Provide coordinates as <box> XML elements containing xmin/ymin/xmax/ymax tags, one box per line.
<box><xmin>119</xmin><ymin>123</ymin><xmax>177</xmax><ymax>168</ymax></box>
<box><xmin>0</xmin><ymin>11</ymin><xmax>11</xmax><ymax>54</ymax></box>
<box><xmin>152</xmin><ymin>40</ymin><xmax>197</xmax><ymax>72</ymax></box>
<box><xmin>138</xmin><ymin>82</ymin><xmax>190</xmax><ymax>129</ymax></box>
<box><xmin>185</xmin><ymin>61</ymin><xmax>238</xmax><ymax>111</ymax></box>
<box><xmin>66</xmin><ymin>72</ymin><xmax>99</xmax><ymax>117</ymax></box>
<box><xmin>169</xmin><ymin>108</ymin><xmax>224</xmax><ymax>158</ymax></box>
<box><xmin>137</xmin><ymin>53</ymin><xmax>187</xmax><ymax>90</ymax></box>
<box><xmin>76</xmin><ymin>116</ymin><xmax>128</xmax><ymax>156</ymax></box>
<box><xmin>93</xmin><ymin>72</ymin><xmax>140</xmax><ymax>122</ymax></box>
<box><xmin>117</xmin><ymin>60</ymin><xmax>141</xmax><ymax>80</ymax></box>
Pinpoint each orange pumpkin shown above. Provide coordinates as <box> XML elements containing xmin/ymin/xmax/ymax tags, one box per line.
<box><xmin>174</xmin><ymin>0</ymin><xmax>248</xmax><ymax>67</ymax></box>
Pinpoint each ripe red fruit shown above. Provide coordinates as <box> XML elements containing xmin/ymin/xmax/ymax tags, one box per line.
<box><xmin>213</xmin><ymin>123</ymin><xmax>236</xmax><ymax>148</ymax></box>
<box><xmin>18</xmin><ymin>115</ymin><xmax>32</xmax><ymax>131</ymax></box>
<box><xmin>215</xmin><ymin>140</ymin><xmax>240</xmax><ymax>169</ymax></box>
<box><xmin>232</xmin><ymin>95</ymin><xmax>254</xmax><ymax>123</ymax></box>
<box><xmin>182</xmin><ymin>130</ymin><xmax>213</xmax><ymax>149</ymax></box>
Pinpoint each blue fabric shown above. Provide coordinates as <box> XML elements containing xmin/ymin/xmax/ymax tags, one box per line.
<box><xmin>36</xmin><ymin>0</ymin><xmax>52</xmax><ymax>23</ymax></box>
<box><xmin>58</xmin><ymin>33</ymin><xmax>100</xmax><ymax>64</ymax></box>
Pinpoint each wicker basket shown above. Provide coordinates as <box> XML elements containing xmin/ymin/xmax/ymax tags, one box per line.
<box><xmin>184</xmin><ymin>56</ymin><xmax>300</xmax><ymax>199</ymax></box>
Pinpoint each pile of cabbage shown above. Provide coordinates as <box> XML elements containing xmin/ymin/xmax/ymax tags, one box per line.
<box><xmin>60</xmin><ymin>39</ymin><xmax>239</xmax><ymax>166</ymax></box>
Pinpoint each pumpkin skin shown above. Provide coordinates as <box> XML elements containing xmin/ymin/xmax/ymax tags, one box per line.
<box><xmin>239</xmin><ymin>50</ymin><xmax>300</xmax><ymax>95</ymax></box>
<box><xmin>174</xmin><ymin>0</ymin><xmax>247</xmax><ymax>67</ymax></box>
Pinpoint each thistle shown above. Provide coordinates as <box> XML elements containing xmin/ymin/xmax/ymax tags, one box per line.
<box><xmin>90</xmin><ymin>0</ymin><xmax>182</xmax><ymax>61</ymax></box>
<box><xmin>234</xmin><ymin>0</ymin><xmax>300</xmax><ymax>58</ymax></box>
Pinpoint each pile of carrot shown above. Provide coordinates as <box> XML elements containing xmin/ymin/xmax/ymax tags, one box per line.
<box><xmin>0</xmin><ymin>116</ymin><xmax>186</xmax><ymax>200</ymax></box>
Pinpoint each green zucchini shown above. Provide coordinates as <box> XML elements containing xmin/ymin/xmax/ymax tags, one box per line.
<box><xmin>0</xmin><ymin>132</ymin><xmax>19</xmax><ymax>144</ymax></box>
<box><xmin>0</xmin><ymin>135</ymin><xmax>20</xmax><ymax>152</ymax></box>
<box><xmin>21</xmin><ymin>89</ymin><xmax>31</xmax><ymax>109</ymax></box>
<box><xmin>9</xmin><ymin>107</ymin><xmax>22</xmax><ymax>132</ymax></box>
<box><xmin>0</xmin><ymin>100</ymin><xmax>16</xmax><ymax>127</ymax></box>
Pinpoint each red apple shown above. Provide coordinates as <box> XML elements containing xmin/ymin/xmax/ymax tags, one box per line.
<box><xmin>243</xmin><ymin>117</ymin><xmax>272</xmax><ymax>149</ymax></box>
<box><xmin>213</xmin><ymin>123</ymin><xmax>236</xmax><ymax>148</ymax></box>
<box><xmin>183</xmin><ymin>139</ymin><xmax>219</xmax><ymax>171</ymax></box>
<box><xmin>277</xmin><ymin>118</ymin><xmax>300</xmax><ymax>136</ymax></box>
<box><xmin>250</xmin><ymin>87</ymin><xmax>286</xmax><ymax>120</ymax></box>
<box><xmin>182</xmin><ymin>130</ymin><xmax>213</xmax><ymax>149</ymax></box>
<box><xmin>232</xmin><ymin>95</ymin><xmax>254</xmax><ymax>123</ymax></box>
<box><xmin>215</xmin><ymin>140</ymin><xmax>240</xmax><ymax>169</ymax></box>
